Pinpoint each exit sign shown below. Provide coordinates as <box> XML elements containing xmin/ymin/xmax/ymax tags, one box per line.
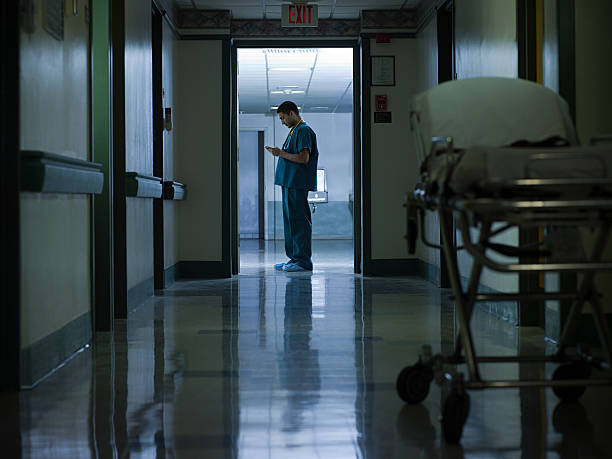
<box><xmin>282</xmin><ymin>4</ymin><xmax>318</xmax><ymax>27</ymax></box>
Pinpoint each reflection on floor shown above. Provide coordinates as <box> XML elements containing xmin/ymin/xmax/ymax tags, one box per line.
<box><xmin>2</xmin><ymin>240</ymin><xmax>612</xmax><ymax>458</ymax></box>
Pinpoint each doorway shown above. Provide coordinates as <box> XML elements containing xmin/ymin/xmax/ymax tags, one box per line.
<box><xmin>234</xmin><ymin>42</ymin><xmax>360</xmax><ymax>274</ymax></box>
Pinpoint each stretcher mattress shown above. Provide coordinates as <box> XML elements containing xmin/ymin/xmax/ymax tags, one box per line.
<box><xmin>411</xmin><ymin>77</ymin><xmax>579</xmax><ymax>155</ymax></box>
<box><xmin>437</xmin><ymin>143</ymin><xmax>612</xmax><ymax>195</ymax></box>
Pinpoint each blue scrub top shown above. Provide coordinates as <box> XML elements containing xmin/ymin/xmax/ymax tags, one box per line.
<box><xmin>274</xmin><ymin>121</ymin><xmax>319</xmax><ymax>191</ymax></box>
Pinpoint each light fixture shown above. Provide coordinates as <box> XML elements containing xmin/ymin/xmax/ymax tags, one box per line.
<box><xmin>270</xmin><ymin>89</ymin><xmax>305</xmax><ymax>95</ymax></box>
<box><xmin>311</xmin><ymin>106</ymin><xmax>329</xmax><ymax>109</ymax></box>
<box><xmin>269</xmin><ymin>67</ymin><xmax>310</xmax><ymax>71</ymax></box>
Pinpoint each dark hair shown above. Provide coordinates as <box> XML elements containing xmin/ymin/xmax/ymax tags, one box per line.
<box><xmin>277</xmin><ymin>101</ymin><xmax>299</xmax><ymax>116</ymax></box>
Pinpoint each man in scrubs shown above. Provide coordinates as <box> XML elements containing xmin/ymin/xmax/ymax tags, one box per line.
<box><xmin>265</xmin><ymin>101</ymin><xmax>319</xmax><ymax>272</ymax></box>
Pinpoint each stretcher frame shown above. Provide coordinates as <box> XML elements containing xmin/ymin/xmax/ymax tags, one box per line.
<box><xmin>399</xmin><ymin>136</ymin><xmax>612</xmax><ymax>444</ymax></box>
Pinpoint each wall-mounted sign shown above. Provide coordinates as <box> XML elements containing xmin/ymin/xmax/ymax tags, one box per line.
<box><xmin>282</xmin><ymin>4</ymin><xmax>318</xmax><ymax>28</ymax></box>
<box><xmin>371</xmin><ymin>56</ymin><xmax>395</xmax><ymax>86</ymax></box>
<box><xmin>375</xmin><ymin>95</ymin><xmax>388</xmax><ymax>112</ymax></box>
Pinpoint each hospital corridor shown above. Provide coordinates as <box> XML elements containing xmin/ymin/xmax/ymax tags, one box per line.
<box><xmin>2</xmin><ymin>0</ymin><xmax>612</xmax><ymax>458</ymax></box>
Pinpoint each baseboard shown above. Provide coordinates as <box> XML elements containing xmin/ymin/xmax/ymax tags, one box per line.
<box><xmin>177</xmin><ymin>261</ymin><xmax>231</xmax><ymax>279</ymax></box>
<box><xmin>416</xmin><ymin>259</ymin><xmax>441</xmax><ymax>286</ymax></box>
<box><xmin>127</xmin><ymin>276</ymin><xmax>154</xmax><ymax>311</ymax></box>
<box><xmin>20</xmin><ymin>311</ymin><xmax>92</xmax><ymax>389</ymax></box>
<box><xmin>364</xmin><ymin>258</ymin><xmax>421</xmax><ymax>276</ymax></box>
<box><xmin>164</xmin><ymin>263</ymin><xmax>177</xmax><ymax>288</ymax></box>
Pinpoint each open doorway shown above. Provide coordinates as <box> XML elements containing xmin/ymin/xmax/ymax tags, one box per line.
<box><xmin>236</xmin><ymin>46</ymin><xmax>356</xmax><ymax>273</ymax></box>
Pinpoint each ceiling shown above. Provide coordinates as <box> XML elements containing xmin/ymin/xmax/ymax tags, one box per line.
<box><xmin>172</xmin><ymin>0</ymin><xmax>423</xmax><ymax>20</ymax></box>
<box><xmin>238</xmin><ymin>48</ymin><xmax>354</xmax><ymax>114</ymax></box>
<box><xmin>176</xmin><ymin>1</ymin><xmax>424</xmax><ymax>114</ymax></box>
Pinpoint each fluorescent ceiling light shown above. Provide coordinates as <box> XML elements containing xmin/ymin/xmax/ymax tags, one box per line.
<box><xmin>270</xmin><ymin>105</ymin><xmax>302</xmax><ymax>110</ymax></box>
<box><xmin>311</xmin><ymin>106</ymin><xmax>329</xmax><ymax>109</ymax></box>
<box><xmin>269</xmin><ymin>67</ymin><xmax>309</xmax><ymax>71</ymax></box>
<box><xmin>270</xmin><ymin>89</ymin><xmax>305</xmax><ymax>94</ymax></box>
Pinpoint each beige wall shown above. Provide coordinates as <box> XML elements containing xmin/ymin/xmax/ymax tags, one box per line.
<box><xmin>19</xmin><ymin>0</ymin><xmax>91</xmax><ymax>348</ymax></box>
<box><xmin>369</xmin><ymin>38</ymin><xmax>421</xmax><ymax>260</ymax></box>
<box><xmin>175</xmin><ymin>40</ymin><xmax>224</xmax><ymax>261</ymax></box>
<box><xmin>163</xmin><ymin>20</ymin><xmax>180</xmax><ymax>270</ymax></box>
<box><xmin>125</xmin><ymin>0</ymin><xmax>154</xmax><ymax>290</ymax></box>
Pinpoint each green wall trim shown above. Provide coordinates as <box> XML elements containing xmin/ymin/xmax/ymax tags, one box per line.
<box><xmin>177</xmin><ymin>261</ymin><xmax>231</xmax><ymax>279</ymax></box>
<box><xmin>20</xmin><ymin>150</ymin><xmax>104</xmax><ymax>194</ymax></box>
<box><xmin>127</xmin><ymin>276</ymin><xmax>154</xmax><ymax>311</ymax></box>
<box><xmin>20</xmin><ymin>311</ymin><xmax>92</xmax><ymax>389</ymax></box>
<box><xmin>125</xmin><ymin>172</ymin><xmax>163</xmax><ymax>198</ymax></box>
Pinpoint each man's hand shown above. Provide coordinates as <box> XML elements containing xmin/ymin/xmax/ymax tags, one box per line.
<box><xmin>265</xmin><ymin>146</ymin><xmax>281</xmax><ymax>157</ymax></box>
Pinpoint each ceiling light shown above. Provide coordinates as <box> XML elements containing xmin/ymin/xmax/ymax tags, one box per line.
<box><xmin>270</xmin><ymin>89</ymin><xmax>305</xmax><ymax>95</ymax></box>
<box><xmin>269</xmin><ymin>67</ymin><xmax>310</xmax><ymax>71</ymax></box>
<box><xmin>311</xmin><ymin>106</ymin><xmax>329</xmax><ymax>109</ymax></box>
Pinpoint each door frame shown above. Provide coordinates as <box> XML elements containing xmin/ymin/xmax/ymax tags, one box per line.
<box><xmin>231</xmin><ymin>38</ymin><xmax>363</xmax><ymax>274</ymax></box>
<box><xmin>0</xmin><ymin>1</ymin><xmax>20</xmax><ymax>391</ymax></box>
<box><xmin>152</xmin><ymin>3</ymin><xmax>164</xmax><ymax>289</ymax></box>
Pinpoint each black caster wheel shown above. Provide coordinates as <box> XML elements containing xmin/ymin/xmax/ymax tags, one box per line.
<box><xmin>552</xmin><ymin>362</ymin><xmax>591</xmax><ymax>402</ymax></box>
<box><xmin>442</xmin><ymin>391</ymin><xmax>470</xmax><ymax>444</ymax></box>
<box><xmin>396</xmin><ymin>363</ymin><xmax>434</xmax><ymax>404</ymax></box>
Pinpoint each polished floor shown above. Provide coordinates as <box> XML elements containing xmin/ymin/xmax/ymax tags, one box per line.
<box><xmin>2</xmin><ymin>239</ymin><xmax>612</xmax><ymax>458</ymax></box>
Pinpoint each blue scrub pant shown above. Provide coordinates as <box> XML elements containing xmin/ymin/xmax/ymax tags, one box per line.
<box><xmin>281</xmin><ymin>187</ymin><xmax>313</xmax><ymax>270</ymax></box>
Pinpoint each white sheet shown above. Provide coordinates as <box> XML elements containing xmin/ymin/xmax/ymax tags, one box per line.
<box><xmin>411</xmin><ymin>77</ymin><xmax>579</xmax><ymax>155</ymax></box>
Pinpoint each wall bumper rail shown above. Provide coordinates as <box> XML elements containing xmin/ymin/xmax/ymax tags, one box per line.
<box><xmin>163</xmin><ymin>180</ymin><xmax>187</xmax><ymax>200</ymax></box>
<box><xmin>125</xmin><ymin>172</ymin><xmax>163</xmax><ymax>198</ymax></box>
<box><xmin>20</xmin><ymin>150</ymin><xmax>104</xmax><ymax>194</ymax></box>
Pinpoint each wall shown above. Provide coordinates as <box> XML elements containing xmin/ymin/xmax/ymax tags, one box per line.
<box><xmin>542</xmin><ymin>0</ymin><xmax>559</xmax><ymax>93</ymax></box>
<box><xmin>162</xmin><ymin>19</ymin><xmax>179</xmax><ymax>271</ymax></box>
<box><xmin>455</xmin><ymin>0</ymin><xmax>518</xmax><ymax>80</ymax></box>
<box><xmin>175</xmin><ymin>40</ymin><xmax>223</xmax><ymax>261</ymax></box>
<box><xmin>125</xmin><ymin>0</ymin><xmax>154</xmax><ymax>292</ymax></box>
<box><xmin>19</xmin><ymin>0</ymin><xmax>92</xmax><ymax>384</ymax></box>
<box><xmin>414</xmin><ymin>16</ymin><xmax>440</xmax><ymax>272</ymax></box>
<box><xmin>574</xmin><ymin>0</ymin><xmax>612</xmax><ymax>314</ymax></box>
<box><xmin>369</xmin><ymin>38</ymin><xmax>421</xmax><ymax>260</ymax></box>
<box><xmin>453</xmin><ymin>0</ymin><xmax>519</xmax><ymax>296</ymax></box>
<box><xmin>239</xmin><ymin>112</ymin><xmax>354</xmax><ymax>239</ymax></box>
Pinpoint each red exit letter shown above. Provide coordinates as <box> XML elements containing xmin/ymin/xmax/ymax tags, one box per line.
<box><xmin>289</xmin><ymin>5</ymin><xmax>295</xmax><ymax>23</ymax></box>
<box><xmin>307</xmin><ymin>5</ymin><xmax>313</xmax><ymax>24</ymax></box>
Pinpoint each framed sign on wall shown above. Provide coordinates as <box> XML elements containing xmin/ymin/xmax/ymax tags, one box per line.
<box><xmin>371</xmin><ymin>56</ymin><xmax>395</xmax><ymax>86</ymax></box>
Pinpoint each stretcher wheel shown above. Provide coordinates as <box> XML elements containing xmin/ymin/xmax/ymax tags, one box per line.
<box><xmin>442</xmin><ymin>391</ymin><xmax>470</xmax><ymax>444</ymax></box>
<box><xmin>396</xmin><ymin>363</ymin><xmax>434</xmax><ymax>404</ymax></box>
<box><xmin>552</xmin><ymin>362</ymin><xmax>592</xmax><ymax>402</ymax></box>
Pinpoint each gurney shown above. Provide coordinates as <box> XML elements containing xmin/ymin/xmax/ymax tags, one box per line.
<box><xmin>396</xmin><ymin>77</ymin><xmax>612</xmax><ymax>443</ymax></box>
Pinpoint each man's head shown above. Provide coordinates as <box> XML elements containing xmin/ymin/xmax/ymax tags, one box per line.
<box><xmin>277</xmin><ymin>101</ymin><xmax>300</xmax><ymax>128</ymax></box>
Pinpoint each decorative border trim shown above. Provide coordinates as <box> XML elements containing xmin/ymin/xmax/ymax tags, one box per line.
<box><xmin>361</xmin><ymin>9</ymin><xmax>418</xmax><ymax>30</ymax></box>
<box><xmin>163</xmin><ymin>180</ymin><xmax>187</xmax><ymax>200</ymax></box>
<box><xmin>178</xmin><ymin>9</ymin><xmax>231</xmax><ymax>29</ymax></box>
<box><xmin>20</xmin><ymin>311</ymin><xmax>92</xmax><ymax>389</ymax></box>
<box><xmin>231</xmin><ymin>19</ymin><xmax>361</xmax><ymax>37</ymax></box>
<box><xmin>125</xmin><ymin>172</ymin><xmax>163</xmax><ymax>198</ymax></box>
<box><xmin>20</xmin><ymin>150</ymin><xmax>104</xmax><ymax>194</ymax></box>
